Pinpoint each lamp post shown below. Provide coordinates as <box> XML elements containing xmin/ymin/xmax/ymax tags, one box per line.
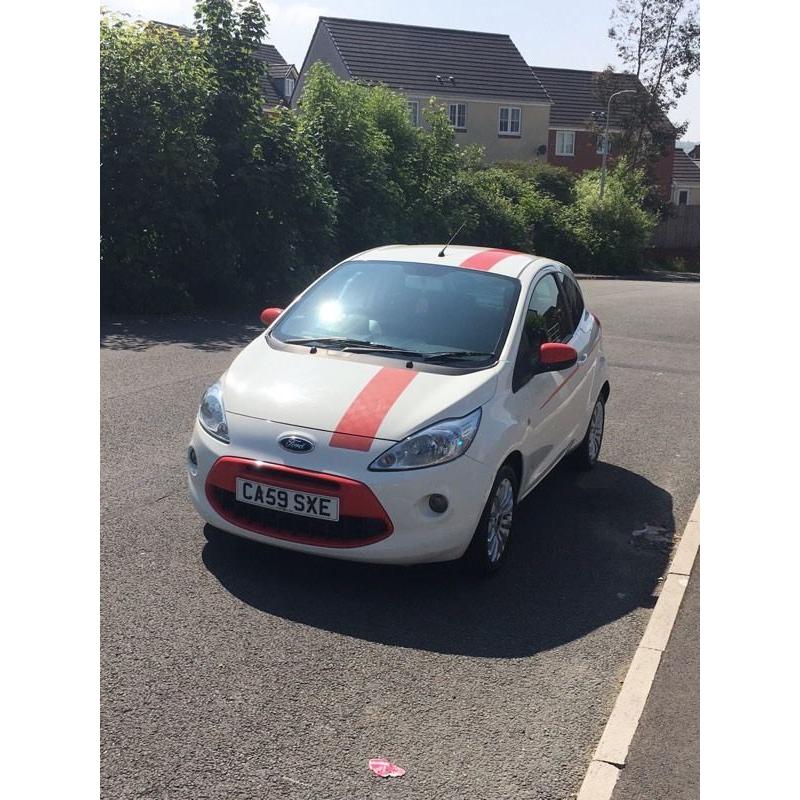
<box><xmin>599</xmin><ymin>89</ymin><xmax>636</xmax><ymax>199</ymax></box>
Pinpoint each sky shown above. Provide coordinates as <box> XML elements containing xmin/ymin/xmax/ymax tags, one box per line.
<box><xmin>102</xmin><ymin>0</ymin><xmax>700</xmax><ymax>140</ymax></box>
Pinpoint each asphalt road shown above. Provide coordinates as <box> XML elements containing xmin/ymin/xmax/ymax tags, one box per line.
<box><xmin>101</xmin><ymin>279</ymin><xmax>699</xmax><ymax>800</ymax></box>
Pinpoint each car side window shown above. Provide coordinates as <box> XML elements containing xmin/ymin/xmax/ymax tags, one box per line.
<box><xmin>513</xmin><ymin>273</ymin><xmax>572</xmax><ymax>391</ymax></box>
<box><xmin>558</xmin><ymin>273</ymin><xmax>585</xmax><ymax>332</ymax></box>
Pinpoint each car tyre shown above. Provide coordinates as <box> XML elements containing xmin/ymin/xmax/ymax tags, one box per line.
<box><xmin>464</xmin><ymin>464</ymin><xmax>519</xmax><ymax>575</ymax></box>
<box><xmin>571</xmin><ymin>395</ymin><xmax>606</xmax><ymax>470</ymax></box>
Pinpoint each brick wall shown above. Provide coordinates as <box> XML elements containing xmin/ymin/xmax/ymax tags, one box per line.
<box><xmin>547</xmin><ymin>129</ymin><xmax>604</xmax><ymax>174</ymax></box>
<box><xmin>546</xmin><ymin>130</ymin><xmax>673</xmax><ymax>199</ymax></box>
<box><xmin>652</xmin><ymin>141</ymin><xmax>675</xmax><ymax>200</ymax></box>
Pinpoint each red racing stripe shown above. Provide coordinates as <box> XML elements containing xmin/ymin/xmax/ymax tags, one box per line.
<box><xmin>330</xmin><ymin>368</ymin><xmax>418</xmax><ymax>451</ymax></box>
<box><xmin>539</xmin><ymin>365</ymin><xmax>580</xmax><ymax>410</ymax></box>
<box><xmin>459</xmin><ymin>248</ymin><xmax>520</xmax><ymax>271</ymax></box>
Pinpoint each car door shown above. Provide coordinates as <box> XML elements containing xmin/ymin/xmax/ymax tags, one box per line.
<box><xmin>509</xmin><ymin>270</ymin><xmax>588</xmax><ymax>494</ymax></box>
<box><xmin>556</xmin><ymin>269</ymin><xmax>597</xmax><ymax>443</ymax></box>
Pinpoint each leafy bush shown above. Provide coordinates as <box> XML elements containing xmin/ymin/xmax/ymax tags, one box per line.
<box><xmin>100</xmin><ymin>5</ymin><xmax>662</xmax><ymax>313</ymax></box>
<box><xmin>100</xmin><ymin>3</ymin><xmax>336</xmax><ymax>313</ymax></box>
<box><xmin>297</xmin><ymin>65</ymin><xmax>408</xmax><ymax>255</ymax></box>
<box><xmin>100</xmin><ymin>16</ymin><xmax>217</xmax><ymax>312</ymax></box>
<box><xmin>562</xmin><ymin>160</ymin><xmax>658</xmax><ymax>274</ymax></box>
<box><xmin>494</xmin><ymin>161</ymin><xmax>577</xmax><ymax>204</ymax></box>
<box><xmin>440</xmin><ymin>167</ymin><xmax>569</xmax><ymax>255</ymax></box>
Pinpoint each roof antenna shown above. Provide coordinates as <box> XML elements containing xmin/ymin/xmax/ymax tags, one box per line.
<box><xmin>438</xmin><ymin>222</ymin><xmax>466</xmax><ymax>257</ymax></box>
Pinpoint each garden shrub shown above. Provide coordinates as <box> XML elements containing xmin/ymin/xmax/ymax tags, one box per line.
<box><xmin>100</xmin><ymin>4</ymin><xmax>663</xmax><ymax>313</ymax></box>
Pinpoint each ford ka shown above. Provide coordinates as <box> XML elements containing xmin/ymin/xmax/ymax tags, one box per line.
<box><xmin>188</xmin><ymin>244</ymin><xmax>609</xmax><ymax>573</ymax></box>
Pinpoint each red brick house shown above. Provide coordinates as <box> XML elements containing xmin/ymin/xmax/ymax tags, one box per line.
<box><xmin>529</xmin><ymin>66</ymin><xmax>675</xmax><ymax>198</ymax></box>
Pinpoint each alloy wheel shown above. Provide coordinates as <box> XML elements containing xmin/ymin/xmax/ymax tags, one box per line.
<box><xmin>486</xmin><ymin>477</ymin><xmax>514</xmax><ymax>563</ymax></box>
<box><xmin>588</xmin><ymin>400</ymin><xmax>605</xmax><ymax>463</ymax></box>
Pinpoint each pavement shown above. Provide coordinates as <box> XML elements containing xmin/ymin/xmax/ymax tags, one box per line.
<box><xmin>100</xmin><ymin>279</ymin><xmax>699</xmax><ymax>799</ymax></box>
<box><xmin>612</xmin><ymin>557</ymin><xmax>700</xmax><ymax>800</ymax></box>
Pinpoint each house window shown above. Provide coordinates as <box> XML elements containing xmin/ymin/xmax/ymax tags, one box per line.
<box><xmin>678</xmin><ymin>190</ymin><xmax>689</xmax><ymax>206</ymax></box>
<box><xmin>448</xmin><ymin>103</ymin><xmax>467</xmax><ymax>130</ymax></box>
<box><xmin>498</xmin><ymin>106</ymin><xmax>521</xmax><ymax>136</ymax></box>
<box><xmin>596</xmin><ymin>134</ymin><xmax>611</xmax><ymax>155</ymax></box>
<box><xmin>408</xmin><ymin>100</ymin><xmax>420</xmax><ymax>127</ymax></box>
<box><xmin>284</xmin><ymin>77</ymin><xmax>295</xmax><ymax>98</ymax></box>
<box><xmin>555</xmin><ymin>130</ymin><xmax>575</xmax><ymax>156</ymax></box>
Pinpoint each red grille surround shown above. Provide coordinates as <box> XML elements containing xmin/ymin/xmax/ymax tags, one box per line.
<box><xmin>205</xmin><ymin>457</ymin><xmax>393</xmax><ymax>548</ymax></box>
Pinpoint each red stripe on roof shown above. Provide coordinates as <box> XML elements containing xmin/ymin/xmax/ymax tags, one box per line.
<box><xmin>459</xmin><ymin>248</ymin><xmax>520</xmax><ymax>271</ymax></box>
<box><xmin>330</xmin><ymin>368</ymin><xmax>418</xmax><ymax>451</ymax></box>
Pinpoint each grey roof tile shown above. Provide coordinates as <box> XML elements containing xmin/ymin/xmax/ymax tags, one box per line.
<box><xmin>319</xmin><ymin>17</ymin><xmax>550</xmax><ymax>102</ymax></box>
<box><xmin>530</xmin><ymin>66</ymin><xmax>642</xmax><ymax>128</ymax></box>
<box><xmin>673</xmin><ymin>148</ymin><xmax>700</xmax><ymax>182</ymax></box>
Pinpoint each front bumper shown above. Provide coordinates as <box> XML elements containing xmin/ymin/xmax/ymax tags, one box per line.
<box><xmin>188</xmin><ymin>412</ymin><xmax>495</xmax><ymax>564</ymax></box>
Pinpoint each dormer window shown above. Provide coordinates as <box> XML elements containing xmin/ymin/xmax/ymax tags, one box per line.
<box><xmin>284</xmin><ymin>77</ymin><xmax>295</xmax><ymax>98</ymax></box>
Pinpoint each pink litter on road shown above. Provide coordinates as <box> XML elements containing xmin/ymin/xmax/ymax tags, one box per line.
<box><xmin>368</xmin><ymin>758</ymin><xmax>406</xmax><ymax>778</ymax></box>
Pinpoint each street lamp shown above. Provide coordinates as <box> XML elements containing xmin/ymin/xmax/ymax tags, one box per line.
<box><xmin>599</xmin><ymin>89</ymin><xmax>636</xmax><ymax>199</ymax></box>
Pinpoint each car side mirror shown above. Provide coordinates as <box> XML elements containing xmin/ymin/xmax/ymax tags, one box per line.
<box><xmin>260</xmin><ymin>307</ymin><xmax>284</xmax><ymax>327</ymax></box>
<box><xmin>537</xmin><ymin>342</ymin><xmax>578</xmax><ymax>372</ymax></box>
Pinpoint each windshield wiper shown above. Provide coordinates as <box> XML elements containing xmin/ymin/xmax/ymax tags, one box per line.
<box><xmin>284</xmin><ymin>337</ymin><xmax>425</xmax><ymax>358</ymax></box>
<box><xmin>341</xmin><ymin>345</ymin><xmax>426</xmax><ymax>357</ymax></box>
<box><xmin>284</xmin><ymin>336</ymin><xmax>373</xmax><ymax>349</ymax></box>
<box><xmin>283</xmin><ymin>338</ymin><xmax>492</xmax><ymax>364</ymax></box>
<box><xmin>422</xmin><ymin>350</ymin><xmax>495</xmax><ymax>363</ymax></box>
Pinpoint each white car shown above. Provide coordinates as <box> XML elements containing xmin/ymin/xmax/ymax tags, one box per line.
<box><xmin>188</xmin><ymin>245</ymin><xmax>609</xmax><ymax>572</ymax></box>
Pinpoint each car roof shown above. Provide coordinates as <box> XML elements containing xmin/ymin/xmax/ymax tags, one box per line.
<box><xmin>349</xmin><ymin>244</ymin><xmax>552</xmax><ymax>281</ymax></box>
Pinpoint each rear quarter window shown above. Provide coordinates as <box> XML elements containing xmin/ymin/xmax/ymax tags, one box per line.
<box><xmin>558</xmin><ymin>273</ymin><xmax>585</xmax><ymax>331</ymax></box>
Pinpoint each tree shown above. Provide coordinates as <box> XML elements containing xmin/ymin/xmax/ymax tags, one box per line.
<box><xmin>191</xmin><ymin>0</ymin><xmax>272</xmax><ymax>305</ymax></box>
<box><xmin>562</xmin><ymin>159</ymin><xmax>658</xmax><ymax>273</ymax></box>
<box><xmin>243</xmin><ymin>108</ymin><xmax>337</xmax><ymax>301</ymax></box>
<box><xmin>298</xmin><ymin>64</ymin><xmax>463</xmax><ymax>256</ymax></box>
<box><xmin>100</xmin><ymin>4</ymin><xmax>337</xmax><ymax>313</ymax></box>
<box><xmin>297</xmin><ymin>64</ymin><xmax>399</xmax><ymax>255</ymax></box>
<box><xmin>100</xmin><ymin>17</ymin><xmax>665</xmax><ymax>312</ymax></box>
<box><xmin>604</xmin><ymin>0</ymin><xmax>699</xmax><ymax>171</ymax></box>
<box><xmin>100</xmin><ymin>13</ymin><xmax>217</xmax><ymax>312</ymax></box>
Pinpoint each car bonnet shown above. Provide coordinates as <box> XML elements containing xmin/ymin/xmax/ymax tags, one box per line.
<box><xmin>222</xmin><ymin>337</ymin><xmax>500</xmax><ymax>449</ymax></box>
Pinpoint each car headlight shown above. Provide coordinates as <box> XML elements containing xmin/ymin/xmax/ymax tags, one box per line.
<box><xmin>198</xmin><ymin>381</ymin><xmax>229</xmax><ymax>443</ymax></box>
<box><xmin>369</xmin><ymin>408</ymin><xmax>481</xmax><ymax>471</ymax></box>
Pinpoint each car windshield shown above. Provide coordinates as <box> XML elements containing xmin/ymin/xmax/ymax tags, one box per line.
<box><xmin>271</xmin><ymin>260</ymin><xmax>522</xmax><ymax>365</ymax></box>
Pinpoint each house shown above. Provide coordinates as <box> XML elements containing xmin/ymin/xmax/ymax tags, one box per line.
<box><xmin>671</xmin><ymin>149</ymin><xmax>700</xmax><ymax>206</ymax></box>
<box><xmin>253</xmin><ymin>43</ymin><xmax>298</xmax><ymax>108</ymax></box>
<box><xmin>292</xmin><ymin>17</ymin><xmax>552</xmax><ymax>162</ymax></box>
<box><xmin>530</xmin><ymin>66</ymin><xmax>674</xmax><ymax>198</ymax></box>
<box><xmin>154</xmin><ymin>22</ymin><xmax>297</xmax><ymax>108</ymax></box>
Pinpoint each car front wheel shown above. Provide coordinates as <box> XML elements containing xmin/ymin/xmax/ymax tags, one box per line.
<box><xmin>464</xmin><ymin>464</ymin><xmax>518</xmax><ymax>574</ymax></box>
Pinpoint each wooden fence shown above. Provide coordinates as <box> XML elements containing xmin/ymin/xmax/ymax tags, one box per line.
<box><xmin>649</xmin><ymin>204</ymin><xmax>700</xmax><ymax>249</ymax></box>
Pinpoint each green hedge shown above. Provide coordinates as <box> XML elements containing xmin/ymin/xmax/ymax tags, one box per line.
<box><xmin>100</xmin><ymin>2</ymin><xmax>658</xmax><ymax>314</ymax></box>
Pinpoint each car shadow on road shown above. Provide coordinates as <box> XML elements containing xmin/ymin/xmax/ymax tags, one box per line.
<box><xmin>201</xmin><ymin>461</ymin><xmax>672</xmax><ymax>658</ymax></box>
<box><xmin>100</xmin><ymin>315</ymin><xmax>262</xmax><ymax>352</ymax></box>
